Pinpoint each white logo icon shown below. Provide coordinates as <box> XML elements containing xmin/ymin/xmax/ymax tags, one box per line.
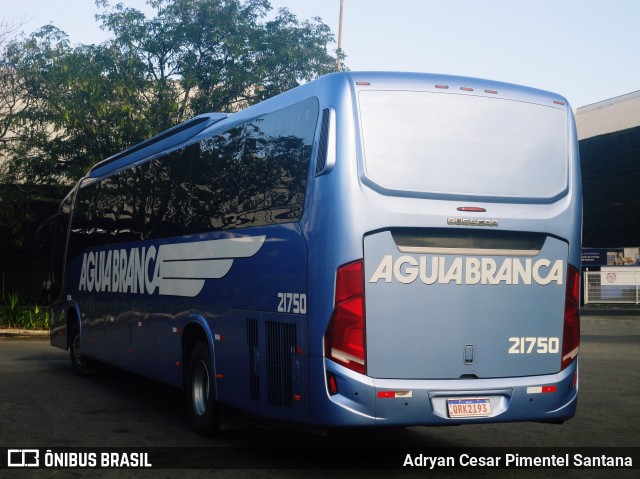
<box><xmin>8</xmin><ymin>449</ymin><xmax>40</xmax><ymax>467</ymax></box>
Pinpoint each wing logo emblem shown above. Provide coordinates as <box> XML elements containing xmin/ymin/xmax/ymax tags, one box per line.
<box><xmin>157</xmin><ymin>235</ymin><xmax>266</xmax><ymax>297</ymax></box>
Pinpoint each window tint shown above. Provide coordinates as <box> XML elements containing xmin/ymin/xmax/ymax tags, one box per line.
<box><xmin>238</xmin><ymin>97</ymin><xmax>318</xmax><ymax>227</ymax></box>
<box><xmin>36</xmin><ymin>193</ymin><xmax>73</xmax><ymax>302</ymax></box>
<box><xmin>68</xmin><ymin>97</ymin><xmax>319</xmax><ymax>260</ymax></box>
<box><xmin>141</xmin><ymin>146</ymin><xmax>195</xmax><ymax>238</ymax></box>
<box><xmin>68</xmin><ymin>176</ymin><xmax>132</xmax><ymax>262</ymax></box>
<box><xmin>189</xmin><ymin>127</ymin><xmax>244</xmax><ymax>232</ymax></box>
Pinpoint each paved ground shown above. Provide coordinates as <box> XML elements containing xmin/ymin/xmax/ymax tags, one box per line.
<box><xmin>0</xmin><ymin>315</ymin><xmax>638</xmax><ymax>478</ymax></box>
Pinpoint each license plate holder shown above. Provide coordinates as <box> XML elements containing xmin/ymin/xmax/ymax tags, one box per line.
<box><xmin>447</xmin><ymin>397</ymin><xmax>492</xmax><ymax>418</ymax></box>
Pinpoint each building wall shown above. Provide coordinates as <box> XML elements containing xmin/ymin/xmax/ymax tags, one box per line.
<box><xmin>0</xmin><ymin>185</ymin><xmax>63</xmax><ymax>303</ymax></box>
<box><xmin>579</xmin><ymin>125</ymin><xmax>640</xmax><ymax>248</ymax></box>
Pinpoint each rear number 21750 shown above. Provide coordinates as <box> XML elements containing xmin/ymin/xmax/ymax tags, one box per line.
<box><xmin>277</xmin><ymin>293</ymin><xmax>307</xmax><ymax>314</ymax></box>
<box><xmin>508</xmin><ymin>337</ymin><xmax>559</xmax><ymax>354</ymax></box>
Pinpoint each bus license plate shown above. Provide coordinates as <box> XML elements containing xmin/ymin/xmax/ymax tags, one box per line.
<box><xmin>447</xmin><ymin>398</ymin><xmax>492</xmax><ymax>418</ymax></box>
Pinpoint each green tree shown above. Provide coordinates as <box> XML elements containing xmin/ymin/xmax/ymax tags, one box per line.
<box><xmin>1</xmin><ymin>0</ymin><xmax>338</xmax><ymax>189</ymax></box>
<box><xmin>2</xmin><ymin>25</ymin><xmax>156</xmax><ymax>185</ymax></box>
<box><xmin>95</xmin><ymin>0</ymin><xmax>337</xmax><ymax>118</ymax></box>
<box><xmin>0</xmin><ymin>18</ymin><xmax>24</xmax><ymax>148</ymax></box>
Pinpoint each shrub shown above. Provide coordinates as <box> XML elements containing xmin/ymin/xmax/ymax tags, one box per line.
<box><xmin>18</xmin><ymin>304</ymin><xmax>50</xmax><ymax>330</ymax></box>
<box><xmin>1</xmin><ymin>292</ymin><xmax>22</xmax><ymax>328</ymax></box>
<box><xmin>1</xmin><ymin>293</ymin><xmax>50</xmax><ymax>329</ymax></box>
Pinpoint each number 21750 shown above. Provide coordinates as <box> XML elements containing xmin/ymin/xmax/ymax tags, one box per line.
<box><xmin>277</xmin><ymin>293</ymin><xmax>307</xmax><ymax>314</ymax></box>
<box><xmin>508</xmin><ymin>337</ymin><xmax>559</xmax><ymax>354</ymax></box>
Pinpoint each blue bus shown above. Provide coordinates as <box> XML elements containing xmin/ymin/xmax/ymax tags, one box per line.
<box><xmin>47</xmin><ymin>72</ymin><xmax>581</xmax><ymax>433</ymax></box>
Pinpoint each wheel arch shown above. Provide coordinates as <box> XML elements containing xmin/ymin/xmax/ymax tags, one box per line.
<box><xmin>65</xmin><ymin>303</ymin><xmax>82</xmax><ymax>350</ymax></box>
<box><xmin>181</xmin><ymin>315</ymin><xmax>216</xmax><ymax>392</ymax></box>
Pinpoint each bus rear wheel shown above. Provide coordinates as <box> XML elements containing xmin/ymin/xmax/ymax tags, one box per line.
<box><xmin>186</xmin><ymin>340</ymin><xmax>220</xmax><ymax>435</ymax></box>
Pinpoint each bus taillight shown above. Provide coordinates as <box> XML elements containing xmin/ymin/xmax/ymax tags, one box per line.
<box><xmin>562</xmin><ymin>265</ymin><xmax>580</xmax><ymax>370</ymax></box>
<box><xmin>325</xmin><ymin>260</ymin><xmax>367</xmax><ymax>374</ymax></box>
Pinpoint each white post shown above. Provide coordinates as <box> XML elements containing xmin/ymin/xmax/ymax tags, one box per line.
<box><xmin>583</xmin><ymin>270</ymin><xmax>589</xmax><ymax>305</ymax></box>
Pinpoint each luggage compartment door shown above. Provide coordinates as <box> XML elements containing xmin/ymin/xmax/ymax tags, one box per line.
<box><xmin>364</xmin><ymin>229</ymin><xmax>568</xmax><ymax>380</ymax></box>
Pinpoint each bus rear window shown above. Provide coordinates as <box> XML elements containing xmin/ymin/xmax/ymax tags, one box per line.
<box><xmin>358</xmin><ymin>90</ymin><xmax>568</xmax><ymax>200</ymax></box>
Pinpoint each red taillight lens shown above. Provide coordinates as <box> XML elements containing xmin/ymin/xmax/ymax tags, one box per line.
<box><xmin>325</xmin><ymin>260</ymin><xmax>366</xmax><ymax>374</ymax></box>
<box><xmin>562</xmin><ymin>265</ymin><xmax>580</xmax><ymax>370</ymax></box>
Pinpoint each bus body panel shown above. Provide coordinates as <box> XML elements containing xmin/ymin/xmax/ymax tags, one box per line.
<box><xmin>364</xmin><ymin>231</ymin><xmax>568</xmax><ymax>380</ymax></box>
<box><xmin>49</xmin><ymin>71</ymin><xmax>581</xmax><ymax>429</ymax></box>
<box><xmin>65</xmin><ymin>222</ymin><xmax>308</xmax><ymax>391</ymax></box>
<box><xmin>314</xmin><ymin>357</ymin><xmax>578</xmax><ymax>426</ymax></box>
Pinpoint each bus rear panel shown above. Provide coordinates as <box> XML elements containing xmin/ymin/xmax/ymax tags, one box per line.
<box><xmin>315</xmin><ymin>73</ymin><xmax>580</xmax><ymax>426</ymax></box>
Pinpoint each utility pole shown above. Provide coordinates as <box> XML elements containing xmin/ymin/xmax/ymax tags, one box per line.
<box><xmin>337</xmin><ymin>0</ymin><xmax>344</xmax><ymax>71</ymax></box>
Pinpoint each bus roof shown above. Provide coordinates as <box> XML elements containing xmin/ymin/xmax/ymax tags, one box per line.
<box><xmin>84</xmin><ymin>72</ymin><xmax>569</xmax><ymax>181</ymax></box>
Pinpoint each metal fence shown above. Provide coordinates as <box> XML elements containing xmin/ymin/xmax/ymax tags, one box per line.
<box><xmin>584</xmin><ymin>270</ymin><xmax>640</xmax><ymax>305</ymax></box>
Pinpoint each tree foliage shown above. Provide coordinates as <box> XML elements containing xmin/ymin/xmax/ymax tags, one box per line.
<box><xmin>0</xmin><ymin>17</ymin><xmax>26</xmax><ymax>153</ymax></box>
<box><xmin>0</xmin><ymin>0</ymin><xmax>338</xmax><ymax>188</ymax></box>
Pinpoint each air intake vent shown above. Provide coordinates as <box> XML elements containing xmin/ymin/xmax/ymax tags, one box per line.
<box><xmin>247</xmin><ymin>318</ymin><xmax>260</xmax><ymax>402</ymax></box>
<box><xmin>266</xmin><ymin>321</ymin><xmax>297</xmax><ymax>408</ymax></box>
<box><xmin>315</xmin><ymin>108</ymin><xmax>331</xmax><ymax>175</ymax></box>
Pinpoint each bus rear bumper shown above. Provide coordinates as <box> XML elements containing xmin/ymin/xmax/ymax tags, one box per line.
<box><xmin>311</xmin><ymin>357</ymin><xmax>578</xmax><ymax>427</ymax></box>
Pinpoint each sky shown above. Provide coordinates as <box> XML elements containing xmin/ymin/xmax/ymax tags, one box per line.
<box><xmin>2</xmin><ymin>0</ymin><xmax>639</xmax><ymax>109</ymax></box>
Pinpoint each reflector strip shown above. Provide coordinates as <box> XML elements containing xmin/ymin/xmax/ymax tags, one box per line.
<box><xmin>328</xmin><ymin>374</ymin><xmax>338</xmax><ymax>395</ymax></box>
<box><xmin>527</xmin><ymin>386</ymin><xmax>557</xmax><ymax>394</ymax></box>
<box><xmin>377</xmin><ymin>390</ymin><xmax>413</xmax><ymax>399</ymax></box>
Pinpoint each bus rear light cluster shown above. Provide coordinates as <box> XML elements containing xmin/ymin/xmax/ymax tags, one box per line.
<box><xmin>561</xmin><ymin>265</ymin><xmax>580</xmax><ymax>370</ymax></box>
<box><xmin>324</xmin><ymin>260</ymin><xmax>367</xmax><ymax>374</ymax></box>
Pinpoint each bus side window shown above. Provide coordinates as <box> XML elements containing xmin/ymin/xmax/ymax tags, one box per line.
<box><xmin>35</xmin><ymin>208</ymin><xmax>70</xmax><ymax>304</ymax></box>
<box><xmin>191</xmin><ymin>128</ymin><xmax>243</xmax><ymax>232</ymax></box>
<box><xmin>237</xmin><ymin>97</ymin><xmax>318</xmax><ymax>228</ymax></box>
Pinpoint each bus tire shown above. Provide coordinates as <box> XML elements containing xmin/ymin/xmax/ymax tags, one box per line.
<box><xmin>186</xmin><ymin>340</ymin><xmax>220</xmax><ymax>435</ymax></box>
<box><xmin>69</xmin><ymin>329</ymin><xmax>91</xmax><ymax>376</ymax></box>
